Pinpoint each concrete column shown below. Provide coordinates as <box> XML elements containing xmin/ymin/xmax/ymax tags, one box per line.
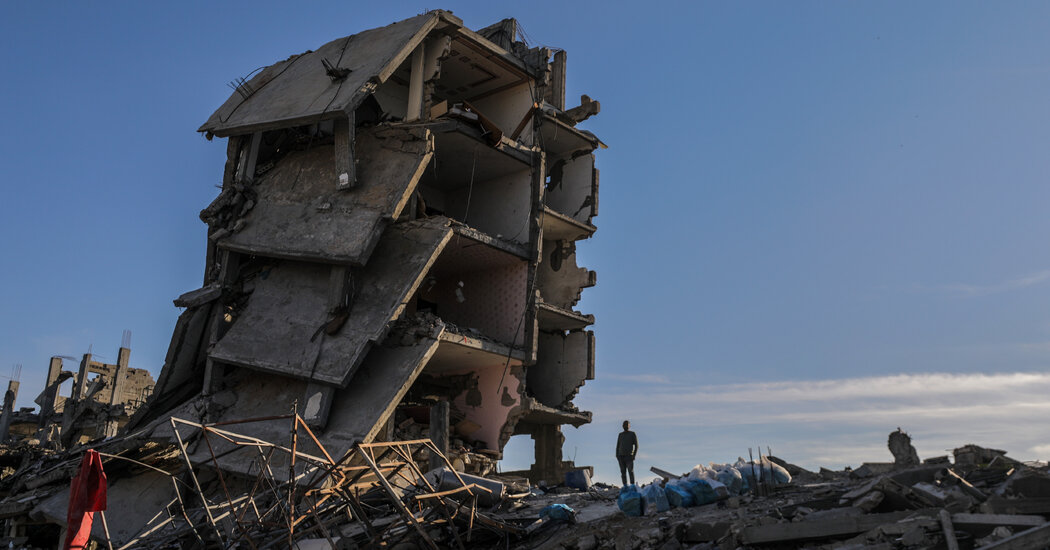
<box><xmin>102</xmin><ymin>347</ymin><xmax>131</xmax><ymax>438</ymax></box>
<box><xmin>551</xmin><ymin>50</ymin><xmax>567</xmax><ymax>110</ymax></box>
<box><xmin>71</xmin><ymin>353</ymin><xmax>91</xmax><ymax>402</ymax></box>
<box><xmin>406</xmin><ymin>44</ymin><xmax>425</xmax><ymax>122</ymax></box>
<box><xmin>109</xmin><ymin>347</ymin><xmax>130</xmax><ymax>406</ymax></box>
<box><xmin>530</xmin><ymin>424</ymin><xmax>565</xmax><ymax>485</ymax></box>
<box><xmin>429</xmin><ymin>400</ymin><xmax>449</xmax><ymax>472</ymax></box>
<box><xmin>0</xmin><ymin>381</ymin><xmax>18</xmax><ymax>442</ymax></box>
<box><xmin>38</xmin><ymin>357</ymin><xmax>63</xmax><ymax>427</ymax></box>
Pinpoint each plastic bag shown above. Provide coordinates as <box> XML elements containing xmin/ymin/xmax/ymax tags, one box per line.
<box><xmin>640</xmin><ymin>483</ymin><xmax>670</xmax><ymax>514</ymax></box>
<box><xmin>715</xmin><ymin>467</ymin><xmax>745</xmax><ymax>495</ymax></box>
<box><xmin>767</xmin><ymin>460</ymin><xmax>792</xmax><ymax>484</ymax></box>
<box><xmin>684</xmin><ymin>478</ymin><xmax>720</xmax><ymax>506</ymax></box>
<box><xmin>617</xmin><ymin>484</ymin><xmax>645</xmax><ymax>517</ymax></box>
<box><xmin>539</xmin><ymin>503</ymin><xmax>576</xmax><ymax>522</ymax></box>
<box><xmin>664</xmin><ymin>482</ymin><xmax>695</xmax><ymax>508</ymax></box>
<box><xmin>688</xmin><ymin>464</ymin><xmax>717</xmax><ymax>481</ymax></box>
<box><xmin>734</xmin><ymin>457</ymin><xmax>792</xmax><ymax>487</ymax></box>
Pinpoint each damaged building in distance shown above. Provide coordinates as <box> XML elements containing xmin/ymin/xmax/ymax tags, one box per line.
<box><xmin>130</xmin><ymin>10</ymin><xmax>603</xmax><ymax>482</ymax></box>
<box><xmin>32</xmin><ymin>333</ymin><xmax>155</xmax><ymax>447</ymax></box>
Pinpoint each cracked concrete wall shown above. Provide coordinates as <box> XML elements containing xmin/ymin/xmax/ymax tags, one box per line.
<box><xmin>444</xmin><ymin>169</ymin><xmax>533</xmax><ymax>244</ymax></box>
<box><xmin>527</xmin><ymin>330</ymin><xmax>594</xmax><ymax>408</ymax></box>
<box><xmin>536</xmin><ymin>242</ymin><xmax>594</xmax><ymax>309</ymax></box>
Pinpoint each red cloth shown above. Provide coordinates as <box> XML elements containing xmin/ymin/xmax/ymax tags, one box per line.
<box><xmin>63</xmin><ymin>449</ymin><xmax>107</xmax><ymax>550</ymax></box>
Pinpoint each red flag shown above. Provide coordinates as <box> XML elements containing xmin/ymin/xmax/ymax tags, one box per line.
<box><xmin>64</xmin><ymin>449</ymin><xmax>107</xmax><ymax>550</ymax></box>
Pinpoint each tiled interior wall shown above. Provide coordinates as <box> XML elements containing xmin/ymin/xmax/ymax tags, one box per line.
<box><xmin>421</xmin><ymin>261</ymin><xmax>528</xmax><ymax>345</ymax></box>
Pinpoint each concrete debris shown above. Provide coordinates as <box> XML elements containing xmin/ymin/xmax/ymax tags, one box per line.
<box><xmin>888</xmin><ymin>427</ymin><xmax>921</xmax><ymax>467</ymax></box>
<box><xmin>0</xmin><ymin>409</ymin><xmax>1047</xmax><ymax>550</ymax></box>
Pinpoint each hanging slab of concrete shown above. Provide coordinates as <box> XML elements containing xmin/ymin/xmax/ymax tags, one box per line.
<box><xmin>324</xmin><ymin>318</ymin><xmax>445</xmax><ymax>445</ymax></box>
<box><xmin>126</xmin><ymin>303</ymin><xmax>212</xmax><ymax>430</ymax></box>
<box><xmin>150</xmin><ymin>319</ymin><xmax>445</xmax><ymax>476</ymax></box>
<box><xmin>217</xmin><ymin>126</ymin><xmax>433</xmax><ymax>265</ymax></box>
<box><xmin>536</xmin><ymin>301</ymin><xmax>594</xmax><ymax>332</ymax></box>
<box><xmin>199</xmin><ymin>12</ymin><xmax>446</xmax><ymax>136</ymax></box>
<box><xmin>538</xmin><ymin>115</ymin><xmax>605</xmax><ymax>158</ymax></box>
<box><xmin>211</xmin><ymin>216</ymin><xmax>453</xmax><ymax>386</ymax></box>
<box><xmin>515</xmin><ymin>397</ymin><xmax>592</xmax><ymax>428</ymax></box>
<box><xmin>542</xmin><ymin>206</ymin><xmax>595</xmax><ymax>242</ymax></box>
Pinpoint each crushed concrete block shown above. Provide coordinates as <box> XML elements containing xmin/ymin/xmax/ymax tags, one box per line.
<box><xmin>888</xmin><ymin>428</ymin><xmax>920</xmax><ymax>466</ymax></box>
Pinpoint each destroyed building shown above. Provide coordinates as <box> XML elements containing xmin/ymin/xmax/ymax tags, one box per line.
<box><xmin>34</xmin><ymin>334</ymin><xmax>155</xmax><ymax>447</ymax></box>
<box><xmin>129</xmin><ymin>10</ymin><xmax>603</xmax><ymax>483</ymax></box>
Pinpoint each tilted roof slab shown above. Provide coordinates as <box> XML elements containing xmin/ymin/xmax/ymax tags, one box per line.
<box><xmin>199</xmin><ymin>12</ymin><xmax>440</xmax><ymax>137</ymax></box>
<box><xmin>198</xmin><ymin>10</ymin><xmax>533</xmax><ymax>137</ymax></box>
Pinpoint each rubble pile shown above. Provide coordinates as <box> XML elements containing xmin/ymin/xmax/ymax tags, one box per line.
<box><xmin>508</xmin><ymin>435</ymin><xmax>1050</xmax><ymax>550</ymax></box>
<box><xmin>0</xmin><ymin>428</ymin><xmax>1046</xmax><ymax>549</ymax></box>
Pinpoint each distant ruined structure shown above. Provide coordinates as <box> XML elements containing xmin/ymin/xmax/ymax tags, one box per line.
<box><xmin>32</xmin><ymin>332</ymin><xmax>155</xmax><ymax>447</ymax></box>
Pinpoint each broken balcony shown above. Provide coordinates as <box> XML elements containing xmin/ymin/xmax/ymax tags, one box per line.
<box><xmin>537</xmin><ymin>111</ymin><xmax>605</xmax><ymax>157</ymax></box>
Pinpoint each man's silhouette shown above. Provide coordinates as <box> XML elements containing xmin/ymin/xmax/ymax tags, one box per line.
<box><xmin>616</xmin><ymin>420</ymin><xmax>638</xmax><ymax>486</ymax></box>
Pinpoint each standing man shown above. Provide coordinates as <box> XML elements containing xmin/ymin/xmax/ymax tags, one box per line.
<box><xmin>616</xmin><ymin>420</ymin><xmax>638</xmax><ymax>486</ymax></box>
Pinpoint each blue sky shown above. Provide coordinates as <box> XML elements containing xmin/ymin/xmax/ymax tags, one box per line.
<box><xmin>3</xmin><ymin>2</ymin><xmax>1050</xmax><ymax>483</ymax></box>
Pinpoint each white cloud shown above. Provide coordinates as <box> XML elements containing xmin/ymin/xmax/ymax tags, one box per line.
<box><xmin>603</xmin><ymin>374</ymin><xmax>671</xmax><ymax>385</ymax></box>
<box><xmin>571</xmin><ymin>371</ymin><xmax>1050</xmax><ymax>478</ymax></box>
<box><xmin>933</xmin><ymin>269</ymin><xmax>1050</xmax><ymax>297</ymax></box>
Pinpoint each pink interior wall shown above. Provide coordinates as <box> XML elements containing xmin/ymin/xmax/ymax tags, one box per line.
<box><xmin>450</xmin><ymin>365</ymin><xmax>521</xmax><ymax>452</ymax></box>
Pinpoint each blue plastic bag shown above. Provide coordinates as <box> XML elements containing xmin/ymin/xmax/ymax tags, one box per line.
<box><xmin>617</xmin><ymin>484</ymin><xmax>645</xmax><ymax>516</ymax></box>
<box><xmin>664</xmin><ymin>483</ymin><xmax>694</xmax><ymax>508</ymax></box>
<box><xmin>539</xmin><ymin>503</ymin><xmax>576</xmax><ymax>522</ymax></box>
<box><xmin>641</xmin><ymin>483</ymin><xmax>670</xmax><ymax>513</ymax></box>
<box><xmin>685</xmin><ymin>479</ymin><xmax>719</xmax><ymax>506</ymax></box>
